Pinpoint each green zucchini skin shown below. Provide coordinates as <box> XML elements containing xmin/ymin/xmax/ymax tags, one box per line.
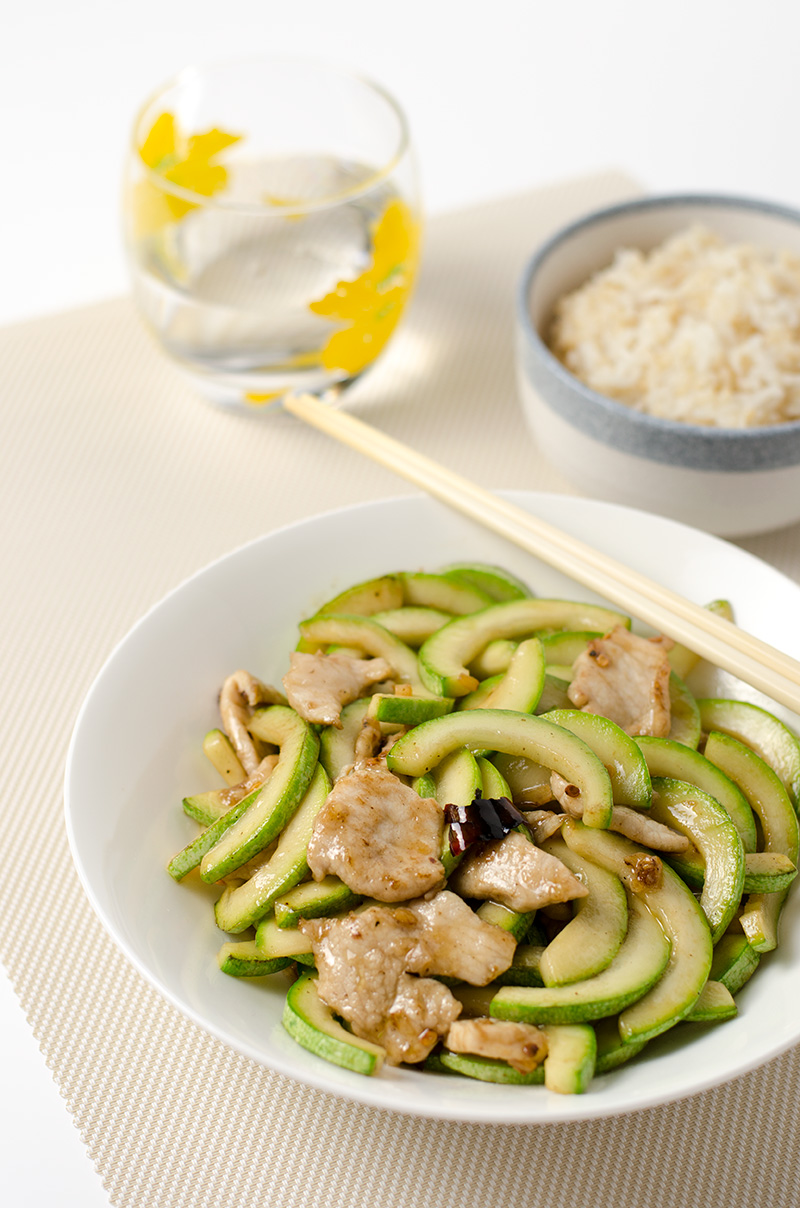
<box><xmin>418</xmin><ymin>599</ymin><xmax>629</xmax><ymax>698</ymax></box>
<box><xmin>214</xmin><ymin>763</ymin><xmax>331</xmax><ymax>933</ymax></box>
<box><xmin>698</xmin><ymin>699</ymin><xmax>800</xmax><ymax>810</ymax></box>
<box><xmin>282</xmin><ymin>973</ymin><xmax>385</xmax><ymax>1075</ymax></box>
<box><xmin>490</xmin><ymin>892</ymin><xmax>670</xmax><ymax>1025</ymax></box>
<box><xmin>218</xmin><ymin>941</ymin><xmax>291</xmax><ymax>978</ymax></box>
<box><xmin>200</xmin><ymin>707</ymin><xmax>319</xmax><ymax>884</ymax></box>
<box><xmin>168</xmin><ymin>783</ymin><xmax>264</xmax><ymax>881</ymax></box>
<box><xmin>648</xmin><ymin>776</ymin><xmax>745</xmax><ymax>943</ymax></box>
<box><xmin>560</xmin><ymin>821</ymin><xmax>713</xmax><ymax>1044</ymax></box>
<box><xmin>387</xmin><ymin>709</ymin><xmax>614</xmax><ymax>829</ymax></box>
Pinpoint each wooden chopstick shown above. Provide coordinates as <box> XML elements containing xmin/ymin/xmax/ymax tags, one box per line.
<box><xmin>284</xmin><ymin>392</ymin><xmax>800</xmax><ymax>715</ymax></box>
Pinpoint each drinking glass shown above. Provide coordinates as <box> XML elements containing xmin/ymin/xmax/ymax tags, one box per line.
<box><xmin>123</xmin><ymin>57</ymin><xmax>420</xmax><ymax>408</ymax></box>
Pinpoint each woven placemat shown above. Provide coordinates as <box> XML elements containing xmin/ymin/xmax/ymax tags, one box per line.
<box><xmin>3</xmin><ymin>170</ymin><xmax>800</xmax><ymax>1208</ymax></box>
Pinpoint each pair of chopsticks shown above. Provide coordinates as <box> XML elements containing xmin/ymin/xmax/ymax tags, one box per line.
<box><xmin>284</xmin><ymin>392</ymin><xmax>800</xmax><ymax>715</ymax></box>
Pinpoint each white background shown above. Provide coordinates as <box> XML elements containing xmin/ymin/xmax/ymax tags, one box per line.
<box><xmin>3</xmin><ymin>1</ymin><xmax>800</xmax><ymax>1202</ymax></box>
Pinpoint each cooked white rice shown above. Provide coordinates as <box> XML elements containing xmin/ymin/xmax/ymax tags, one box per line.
<box><xmin>547</xmin><ymin>225</ymin><xmax>800</xmax><ymax>427</ymax></box>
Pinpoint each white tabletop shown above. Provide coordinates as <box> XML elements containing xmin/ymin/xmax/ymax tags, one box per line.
<box><xmin>4</xmin><ymin>1</ymin><xmax>800</xmax><ymax>1202</ymax></box>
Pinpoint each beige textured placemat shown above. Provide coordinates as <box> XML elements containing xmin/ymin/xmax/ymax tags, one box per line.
<box><xmin>3</xmin><ymin>170</ymin><xmax>800</xmax><ymax>1208</ymax></box>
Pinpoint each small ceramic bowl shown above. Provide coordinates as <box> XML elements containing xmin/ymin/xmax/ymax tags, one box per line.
<box><xmin>516</xmin><ymin>194</ymin><xmax>800</xmax><ymax>537</ymax></box>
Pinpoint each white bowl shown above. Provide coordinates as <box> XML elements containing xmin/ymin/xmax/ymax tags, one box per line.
<box><xmin>516</xmin><ymin>195</ymin><xmax>800</xmax><ymax>537</ymax></box>
<box><xmin>64</xmin><ymin>491</ymin><xmax>800</xmax><ymax>1123</ymax></box>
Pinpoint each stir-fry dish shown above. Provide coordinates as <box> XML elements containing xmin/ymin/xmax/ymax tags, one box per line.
<box><xmin>167</xmin><ymin>564</ymin><xmax>800</xmax><ymax>1093</ymax></box>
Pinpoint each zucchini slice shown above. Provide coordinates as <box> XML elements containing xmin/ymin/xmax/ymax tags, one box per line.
<box><xmin>387</xmin><ymin>709</ymin><xmax>614</xmax><ymax>828</ymax></box>
<box><xmin>255</xmin><ymin>917</ymin><xmax>315</xmax><ymax>965</ymax></box>
<box><xmin>649</xmin><ymin>776</ymin><xmax>745</xmax><ymax>943</ymax></box>
<box><xmin>538</xmin><ymin>836</ymin><xmax>629</xmax><ymax>986</ymax></box>
<box><xmin>684</xmin><ymin>980</ymin><xmax>737</xmax><ymax>1023</ymax></box>
<box><xmin>704</xmin><ymin>730</ymin><xmax>799</xmax><ymax>952</ymax></box>
<box><xmin>709</xmin><ymin>933</ymin><xmax>760</xmax><ymax>994</ymax></box>
<box><xmin>667</xmin><ymin>673</ymin><xmax>701</xmax><ymax>750</ymax></box>
<box><xmin>400</xmin><ymin>571</ymin><xmax>493</xmax><ymax>615</ymax></box>
<box><xmin>202</xmin><ymin>729</ymin><xmax>246</xmax><ymax>786</ymax></box>
<box><xmin>371</xmin><ymin>606</ymin><xmax>451</xmax><ymax>647</ymax></box>
<box><xmin>438</xmin><ymin>562</ymin><xmax>532</xmax><ymax>602</ymax></box>
<box><xmin>218</xmin><ymin>940</ymin><xmax>291</xmax><ymax>978</ymax></box>
<box><xmin>698</xmin><ymin>699</ymin><xmax>800</xmax><ymax>810</ymax></box>
<box><xmin>561</xmin><ymin>820</ymin><xmax>713</xmax><ymax>1044</ymax></box>
<box><xmin>319</xmin><ymin>697</ymin><xmax>370</xmax><ymax>783</ymax></box>
<box><xmin>282</xmin><ymin>972</ymin><xmax>385</xmax><ymax>1075</ymax></box>
<box><xmin>418</xmin><ymin>599</ymin><xmax>629</xmax><ymax>697</ymax></box>
<box><xmin>490</xmin><ymin>892</ymin><xmax>670</xmax><ymax>1024</ymax></box>
<box><xmin>542</xmin><ymin>1024</ymin><xmax>597</xmax><ymax>1094</ymax></box>
<box><xmin>214</xmin><ymin>763</ymin><xmax>331</xmax><ymax>932</ymax></box>
<box><xmin>544</xmin><ymin>709</ymin><xmax>652</xmax><ymax>810</ymax></box>
<box><xmin>274</xmin><ymin>876</ymin><xmax>360</xmax><ymax>928</ymax></box>
<box><xmin>200</xmin><ymin>706</ymin><xmax>319</xmax><ymax>884</ymax></box>
<box><xmin>305</xmin><ymin>574</ymin><xmax>404</xmax><ymax>619</ymax></box>
<box><xmin>168</xmin><ymin>782</ymin><xmax>265</xmax><ymax>881</ymax></box>
<box><xmin>635</xmin><ymin>735</ymin><xmax>757</xmax><ymax>852</ymax></box>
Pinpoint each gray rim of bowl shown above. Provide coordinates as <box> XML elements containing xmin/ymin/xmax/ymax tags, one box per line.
<box><xmin>517</xmin><ymin>193</ymin><xmax>800</xmax><ymax>473</ymax></box>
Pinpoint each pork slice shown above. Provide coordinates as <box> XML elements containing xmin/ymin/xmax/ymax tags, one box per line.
<box><xmin>301</xmin><ymin>907</ymin><xmax>459</xmax><ymax>1064</ymax></box>
<box><xmin>446</xmin><ymin>1017</ymin><xmax>548</xmax><ymax>1075</ymax></box>
<box><xmin>282</xmin><ymin>651</ymin><xmax>392</xmax><ymax>727</ymax></box>
<box><xmin>550</xmin><ymin>774</ymin><xmax>689</xmax><ymax>852</ymax></box>
<box><xmin>307</xmin><ymin>759</ymin><xmax>445</xmax><ymax>901</ymax></box>
<box><xmin>448</xmin><ymin>831</ymin><xmax>588</xmax><ymax>913</ymax></box>
<box><xmin>567</xmin><ymin>625</ymin><xmax>672</xmax><ymax>737</ymax></box>
<box><xmin>405</xmin><ymin>890</ymin><xmax>516</xmax><ymax>985</ymax></box>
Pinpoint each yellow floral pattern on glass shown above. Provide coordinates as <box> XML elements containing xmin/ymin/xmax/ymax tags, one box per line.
<box><xmin>133</xmin><ymin>112</ymin><xmax>241</xmax><ymax>238</ymax></box>
<box><xmin>309</xmin><ymin>199</ymin><xmax>419</xmax><ymax>376</ymax></box>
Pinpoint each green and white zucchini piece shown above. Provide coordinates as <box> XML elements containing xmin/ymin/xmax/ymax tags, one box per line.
<box><xmin>218</xmin><ymin>940</ymin><xmax>291</xmax><ymax>978</ymax></box>
<box><xmin>476</xmin><ymin>900</ymin><xmax>536</xmax><ymax>943</ymax></box>
<box><xmin>542</xmin><ymin>1024</ymin><xmax>597</xmax><ymax>1094</ymax></box>
<box><xmin>319</xmin><ymin>698</ymin><xmax>370</xmax><ymax>783</ymax></box>
<box><xmin>541</xmin><ymin>630</ymin><xmax>601</xmax><ymax>670</ymax></box>
<box><xmin>255</xmin><ymin>917</ymin><xmax>315</xmax><ymax>965</ymax></box>
<box><xmin>200</xmin><ymin>706</ymin><xmax>319</xmax><ymax>884</ymax></box>
<box><xmin>495</xmin><ymin>944</ymin><xmax>545</xmax><ymax>987</ymax></box>
<box><xmin>371</xmin><ymin>607</ymin><xmax>451</xmax><ymax>647</ymax></box>
<box><xmin>742</xmin><ymin>852</ymin><xmax>798</xmax><ymax>893</ymax></box>
<box><xmin>593</xmin><ymin>1018</ymin><xmax>648</xmax><ymax>1073</ymax></box>
<box><xmin>168</xmin><ymin>782</ymin><xmax>265</xmax><ymax>881</ymax></box>
<box><xmin>698</xmin><ymin>699</ymin><xmax>800</xmax><ymax>810</ymax></box>
<box><xmin>538</xmin><ymin>837</ymin><xmax>629</xmax><ymax>986</ymax></box>
<box><xmin>387</xmin><ymin>709</ymin><xmax>614</xmax><ymax>828</ymax></box>
<box><xmin>400</xmin><ymin>571</ymin><xmax>493</xmax><ymax>615</ymax></box>
<box><xmin>491</xmin><ymin>892</ymin><xmax>670</xmax><ymax>1024</ymax></box>
<box><xmin>438</xmin><ymin>562</ymin><xmax>532</xmax><ymax>602</ymax></box>
<box><xmin>709</xmin><ymin>933</ymin><xmax>760</xmax><ymax>994</ymax></box>
<box><xmin>648</xmin><ymin>776</ymin><xmax>745</xmax><ymax>943</ymax></box>
<box><xmin>368</xmin><ymin>693</ymin><xmax>454</xmax><ymax>726</ymax></box>
<box><xmin>305</xmin><ymin>574</ymin><xmax>404</xmax><ymax>619</ymax></box>
<box><xmin>667</xmin><ymin>673</ymin><xmax>701</xmax><ymax>749</ymax></box>
<box><xmin>274</xmin><ymin>876</ymin><xmax>361</xmax><ymax>928</ymax></box>
<box><xmin>203</xmin><ymin>728</ymin><xmax>247</xmax><ymax>786</ymax></box>
<box><xmin>418</xmin><ymin>599</ymin><xmax>629</xmax><ymax>697</ymax></box>
<box><xmin>684</xmin><ymin>980</ymin><xmax>737</xmax><ymax>1023</ymax></box>
<box><xmin>428</xmin><ymin>1049</ymin><xmax>544</xmax><ymax>1085</ymax></box>
<box><xmin>298</xmin><ymin>614</ymin><xmax>431</xmax><ymax>694</ymax></box>
<box><xmin>476</xmin><ymin>755</ymin><xmax>512</xmax><ymax>801</ymax></box>
<box><xmin>214</xmin><ymin>763</ymin><xmax>331</xmax><ymax>932</ymax></box>
<box><xmin>704</xmin><ymin>730</ymin><xmax>800</xmax><ymax>952</ymax></box>
<box><xmin>432</xmin><ymin>747</ymin><xmax>482</xmax><ymax>876</ymax></box>
<box><xmin>491</xmin><ymin>753</ymin><xmax>552</xmax><ymax>806</ymax></box>
<box><xmin>470</xmin><ymin>640</ymin><xmax>517</xmax><ymax>680</ymax></box>
<box><xmin>635</xmin><ymin>736</ymin><xmax>757</xmax><ymax>852</ymax></box>
<box><xmin>283</xmin><ymin>972</ymin><xmax>385</xmax><ymax>1075</ymax></box>
<box><xmin>469</xmin><ymin>638</ymin><xmax>546</xmax><ymax>715</ymax></box>
<box><xmin>561</xmin><ymin>820</ymin><xmax>713</xmax><ymax>1044</ymax></box>
<box><xmin>544</xmin><ymin>709</ymin><xmax>652</xmax><ymax>809</ymax></box>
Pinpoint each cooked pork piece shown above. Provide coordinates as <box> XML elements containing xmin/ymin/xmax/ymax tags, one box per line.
<box><xmin>306</xmin><ymin>759</ymin><xmax>445</xmax><ymax>901</ymax></box>
<box><xmin>549</xmin><ymin>773</ymin><xmax>689</xmax><ymax>852</ymax></box>
<box><xmin>219</xmin><ymin>670</ymin><xmax>286</xmax><ymax>775</ymax></box>
<box><xmin>520</xmin><ymin>809</ymin><xmax>566</xmax><ymax>844</ymax></box>
<box><xmin>405</xmin><ymin>890</ymin><xmax>516</xmax><ymax>985</ymax></box>
<box><xmin>608</xmin><ymin>804</ymin><xmax>690</xmax><ymax>852</ymax></box>
<box><xmin>282</xmin><ymin>651</ymin><xmax>392</xmax><ymax>728</ymax></box>
<box><xmin>446</xmin><ymin>1018</ymin><xmax>548</xmax><ymax>1075</ymax></box>
<box><xmin>448</xmin><ymin>831</ymin><xmax>588</xmax><ymax>914</ymax></box>
<box><xmin>301</xmin><ymin>906</ymin><xmax>460</xmax><ymax>1064</ymax></box>
<box><xmin>353</xmin><ymin>714</ymin><xmax>383</xmax><ymax>764</ymax></box>
<box><xmin>567</xmin><ymin>626</ymin><xmax>672</xmax><ymax>737</ymax></box>
<box><xmin>382</xmin><ymin>973</ymin><xmax>462</xmax><ymax>1065</ymax></box>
